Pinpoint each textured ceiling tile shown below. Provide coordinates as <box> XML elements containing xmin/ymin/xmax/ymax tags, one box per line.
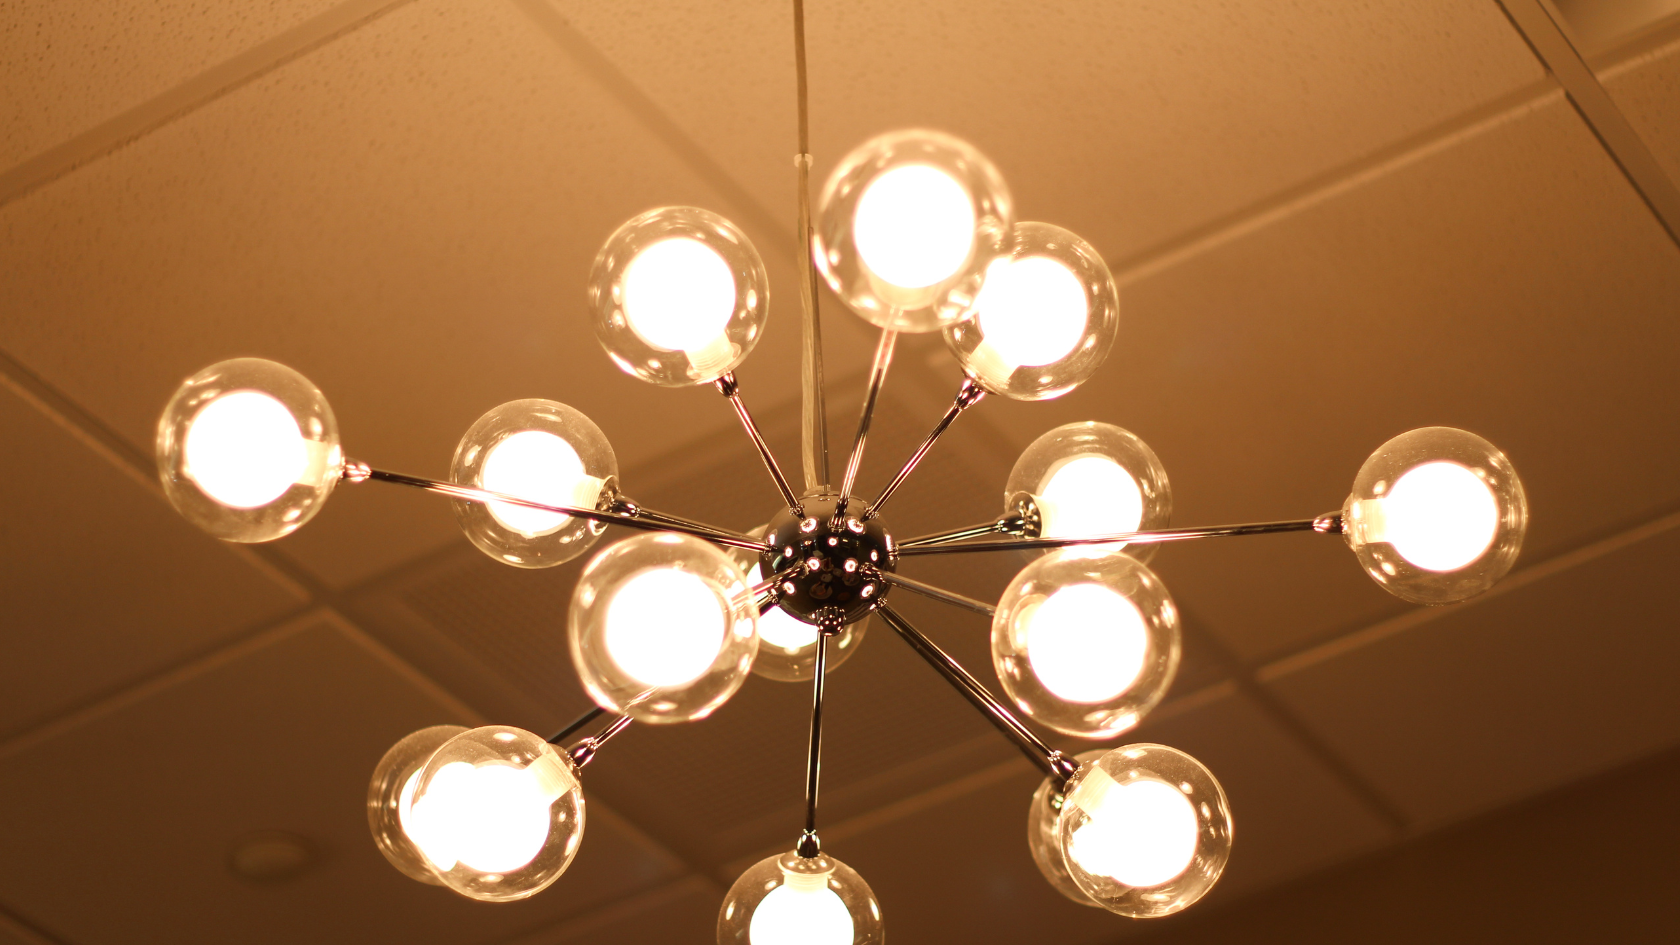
<box><xmin>555</xmin><ymin>0</ymin><xmax>1544</xmax><ymax>261</ymax></box>
<box><xmin>1600</xmin><ymin>32</ymin><xmax>1680</xmax><ymax>183</ymax></box>
<box><xmin>0</xmin><ymin>0</ymin><xmax>817</xmax><ymax>588</ymax></box>
<box><xmin>507</xmin><ymin>876</ymin><xmax>721</xmax><ymax>945</ymax></box>
<box><xmin>0</xmin><ymin>0</ymin><xmax>354</xmax><ymax>168</ymax></box>
<box><xmin>1262</xmin><ymin>521</ymin><xmax>1680</xmax><ymax>827</ymax></box>
<box><xmin>0</xmin><ymin>380</ymin><xmax>302</xmax><ymax>739</ymax></box>
<box><xmin>0</xmin><ymin>612</ymin><xmax>683</xmax><ymax>945</ymax></box>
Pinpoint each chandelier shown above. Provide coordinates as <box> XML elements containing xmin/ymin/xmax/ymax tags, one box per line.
<box><xmin>148</xmin><ymin>5</ymin><xmax>1530</xmax><ymax>939</ymax></box>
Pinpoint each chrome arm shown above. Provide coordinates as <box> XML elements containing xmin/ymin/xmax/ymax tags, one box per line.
<box><xmin>568</xmin><ymin>714</ymin><xmax>632</xmax><ymax>768</ymax></box>
<box><xmin>798</xmin><ymin>632</ymin><xmax>829</xmax><ymax>858</ymax></box>
<box><xmin>546</xmin><ymin>706</ymin><xmax>608</xmax><ymax>745</ymax></box>
<box><xmin>898</xmin><ymin>509</ymin><xmax>1037</xmax><ymax>549</ymax></box>
<box><xmin>716</xmin><ymin>373</ymin><xmax>804</xmax><ymax>516</ymax></box>
<box><xmin>865</xmin><ymin>376</ymin><xmax>985</xmax><ymax>520</ymax></box>
<box><xmin>875</xmin><ymin>604</ymin><xmax>1077</xmax><ymax>783</ymax></box>
<box><xmin>831</xmin><ymin>329</ymin><xmax>898</xmax><ymax>524</ymax></box>
<box><xmin>895</xmin><ymin>512</ymin><xmax>1346</xmax><ymax>557</ymax></box>
<box><xmin>876</xmin><ymin>571</ymin><xmax>996</xmax><ymax>618</ymax></box>
<box><xmin>342</xmin><ymin>462</ymin><xmax>771</xmax><ymax>553</ymax></box>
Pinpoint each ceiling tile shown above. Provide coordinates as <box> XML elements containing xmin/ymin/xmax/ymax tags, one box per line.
<box><xmin>554</xmin><ymin>0</ymin><xmax>1544</xmax><ymax>261</ymax></box>
<box><xmin>1600</xmin><ymin>31</ymin><xmax>1680</xmax><ymax>184</ymax></box>
<box><xmin>0</xmin><ymin>379</ymin><xmax>302</xmax><ymax>739</ymax></box>
<box><xmin>507</xmin><ymin>875</ymin><xmax>721</xmax><ymax>945</ymax></box>
<box><xmin>0</xmin><ymin>0</ymin><xmax>355</xmax><ymax>168</ymax></box>
<box><xmin>0</xmin><ymin>612</ymin><xmax>683</xmax><ymax>945</ymax></box>
<box><xmin>1262</xmin><ymin>519</ymin><xmax>1680</xmax><ymax>827</ymax></box>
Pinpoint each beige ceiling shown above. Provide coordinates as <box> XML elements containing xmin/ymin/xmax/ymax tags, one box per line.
<box><xmin>2</xmin><ymin>1</ymin><xmax>1678</xmax><ymax>943</ymax></box>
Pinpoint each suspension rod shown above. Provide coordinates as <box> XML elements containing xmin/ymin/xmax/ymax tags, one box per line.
<box><xmin>792</xmin><ymin>0</ymin><xmax>829</xmax><ymax>495</ymax></box>
<box><xmin>569</xmin><ymin>714</ymin><xmax>633</xmax><ymax>768</ymax></box>
<box><xmin>798</xmin><ymin>633</ymin><xmax>828</xmax><ymax>857</ymax></box>
<box><xmin>344</xmin><ymin>463</ymin><xmax>771</xmax><ymax>552</ymax></box>
<box><xmin>896</xmin><ymin>513</ymin><xmax>1345</xmax><ymax>557</ymax></box>
<box><xmin>877</xmin><ymin>571</ymin><xmax>996</xmax><ymax>617</ymax></box>
<box><xmin>866</xmin><ymin>377</ymin><xmax>985</xmax><ymax>520</ymax></box>
<box><xmin>832</xmin><ymin>329</ymin><xmax>898</xmax><ymax>523</ymax></box>
<box><xmin>716</xmin><ymin>373</ymin><xmax>804</xmax><ymax>515</ymax></box>
<box><xmin>546</xmin><ymin>706</ymin><xmax>608</xmax><ymax>745</ymax></box>
<box><xmin>876</xmin><ymin>604</ymin><xmax>1075</xmax><ymax>781</ymax></box>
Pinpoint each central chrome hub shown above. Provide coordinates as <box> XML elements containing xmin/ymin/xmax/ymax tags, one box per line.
<box><xmin>760</xmin><ymin>495</ymin><xmax>895</xmax><ymax>627</ymax></box>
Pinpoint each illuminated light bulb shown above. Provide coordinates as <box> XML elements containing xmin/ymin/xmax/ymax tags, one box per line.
<box><xmin>1378</xmin><ymin>461</ymin><xmax>1499</xmax><ymax>572</ymax></box>
<box><xmin>1066</xmin><ymin>773</ymin><xmax>1199</xmax><ymax>888</ymax></box>
<box><xmin>367</xmin><ymin>724</ymin><xmax>466</xmax><ymax>885</ymax></box>
<box><xmin>748</xmin><ymin>870</ymin><xmax>854</xmax><ymax>945</ymax></box>
<box><xmin>1025</xmin><ymin>749</ymin><xmax>1107</xmax><ymax>907</ymax></box>
<box><xmin>603</xmin><ymin>568</ymin><xmax>728</xmax><ymax>688</ymax></box>
<box><xmin>1025</xmin><ymin>583</ymin><xmax>1149</xmax><ymax>704</ymax></box>
<box><xmin>852</xmin><ymin>164</ymin><xmax>976</xmax><ymax>289</ymax></box>
<box><xmin>623</xmin><ymin>237</ymin><xmax>738</xmax><ymax>352</ymax></box>
<box><xmin>718</xmin><ymin>851</ymin><xmax>883</xmax><ymax>945</ymax></box>
<box><xmin>972</xmin><ymin>255</ymin><xmax>1089</xmax><ymax>369</ymax></box>
<box><xmin>478</xmin><ymin>430</ymin><xmax>593</xmax><ymax>537</ymax></box>
<box><xmin>1038</xmin><ymin>455</ymin><xmax>1144</xmax><ymax>543</ymax></box>
<box><xmin>182</xmin><ymin>390</ymin><xmax>308</xmax><ymax>508</ymax></box>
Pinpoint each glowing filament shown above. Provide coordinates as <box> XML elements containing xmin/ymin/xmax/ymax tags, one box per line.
<box><xmin>1068</xmin><ymin>772</ymin><xmax>1199</xmax><ymax>888</ymax></box>
<box><xmin>622</xmin><ymin>237</ymin><xmax>737</xmax><ymax>352</ymax></box>
<box><xmin>182</xmin><ymin>390</ymin><xmax>307</xmax><ymax>508</ymax></box>
<box><xmin>852</xmin><ymin>164</ymin><xmax>975</xmax><ymax>289</ymax></box>
<box><xmin>603</xmin><ymin>568</ymin><xmax>727</xmax><ymax>687</ymax></box>
<box><xmin>1023</xmin><ymin>583</ymin><xmax>1149</xmax><ymax>704</ymax></box>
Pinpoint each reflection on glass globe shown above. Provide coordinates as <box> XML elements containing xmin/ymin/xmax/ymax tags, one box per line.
<box><xmin>945</xmin><ymin>222</ymin><xmax>1119</xmax><ymax>401</ymax></box>
<box><xmin>1057</xmin><ymin>743</ymin><xmax>1231</xmax><ymax>917</ymax></box>
<box><xmin>814</xmin><ymin>129</ymin><xmax>1012</xmax><ymax>333</ymax></box>
<box><xmin>451</xmin><ymin>399</ymin><xmax>619</xmax><ymax>569</ymax></box>
<box><xmin>367</xmin><ymin>724</ymin><xmax>468</xmax><ymax>885</ymax></box>
<box><xmin>156</xmin><ymin>358</ymin><xmax>342</xmax><ymax>542</ymax></box>
<box><xmin>728</xmin><ymin>530</ymin><xmax>868</xmax><ymax>683</ymax></box>
<box><xmin>569</xmin><ymin>532</ymin><xmax>759</xmax><ymax>723</ymax></box>
<box><xmin>589</xmin><ymin>207</ymin><xmax>770</xmax><ymax>386</ymax></box>
<box><xmin>1343</xmin><ymin>426</ymin><xmax>1527</xmax><ymax>604</ymax></box>
<box><xmin>408</xmin><ymin>725</ymin><xmax>585</xmax><ymax>902</ymax></box>
<box><xmin>1006</xmin><ymin>421</ymin><xmax>1171</xmax><ymax>563</ymax></box>
<box><xmin>1026</xmin><ymin>749</ymin><xmax>1106</xmax><ymax>907</ymax></box>
<box><xmin>993</xmin><ymin>549</ymin><xmax>1180</xmax><ymax>738</ymax></box>
<box><xmin>718</xmin><ymin>850</ymin><xmax>883</xmax><ymax>945</ymax></box>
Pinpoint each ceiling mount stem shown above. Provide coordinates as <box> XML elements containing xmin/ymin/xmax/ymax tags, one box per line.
<box><xmin>866</xmin><ymin>376</ymin><xmax>986</xmax><ymax>520</ymax></box>
<box><xmin>876</xmin><ymin>571</ymin><xmax>996</xmax><ymax>617</ymax></box>
<box><xmin>876</xmin><ymin>604</ymin><xmax>1076</xmax><ymax>782</ymax></box>
<box><xmin>716</xmin><ymin>373</ymin><xmax>805</xmax><ymax>516</ymax></box>
<box><xmin>832</xmin><ymin>329</ymin><xmax>898</xmax><ymax>525</ymax></box>
<box><xmin>792</xmin><ymin>0</ymin><xmax>830</xmax><ymax>495</ymax></box>
<box><xmin>896</xmin><ymin>516</ymin><xmax>1335</xmax><ymax>557</ymax></box>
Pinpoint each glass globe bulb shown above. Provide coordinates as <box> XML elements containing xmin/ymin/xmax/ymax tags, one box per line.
<box><xmin>945</xmin><ymin>222</ymin><xmax>1119</xmax><ymax>401</ymax></box>
<box><xmin>569</xmin><ymin>532</ymin><xmax>759</xmax><ymax>723</ymax></box>
<box><xmin>589</xmin><ymin>207</ymin><xmax>770</xmax><ymax>386</ymax></box>
<box><xmin>1343</xmin><ymin>426</ymin><xmax>1528</xmax><ymax>604</ymax></box>
<box><xmin>992</xmin><ymin>550</ymin><xmax>1181</xmax><ymax>738</ymax></box>
<box><xmin>367</xmin><ymin>724</ymin><xmax>468</xmax><ymax>886</ymax></box>
<box><xmin>450</xmin><ymin>399</ymin><xmax>619</xmax><ymax>569</ymax></box>
<box><xmin>728</xmin><ymin>532</ymin><xmax>868</xmax><ymax>683</ymax></box>
<box><xmin>718</xmin><ymin>850</ymin><xmax>883</xmax><ymax>945</ymax></box>
<box><xmin>1005</xmin><ymin>421</ymin><xmax>1171</xmax><ymax>562</ymax></box>
<box><xmin>156</xmin><ymin>358</ymin><xmax>342</xmax><ymax>542</ymax></box>
<box><xmin>1026</xmin><ymin>749</ymin><xmax>1106</xmax><ymax>907</ymax></box>
<box><xmin>1056</xmin><ymin>743</ymin><xmax>1232</xmax><ymax>917</ymax></box>
<box><xmin>408</xmin><ymin>725</ymin><xmax>585</xmax><ymax>902</ymax></box>
<box><xmin>814</xmin><ymin>129</ymin><xmax>1012</xmax><ymax>333</ymax></box>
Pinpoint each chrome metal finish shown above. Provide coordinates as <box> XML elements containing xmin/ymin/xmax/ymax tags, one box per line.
<box><xmin>832</xmin><ymin>329</ymin><xmax>898</xmax><ymax>524</ymax></box>
<box><xmin>793</xmin><ymin>0</ymin><xmax>830</xmax><ymax>495</ymax></box>
<box><xmin>340</xmin><ymin>460</ymin><xmax>371</xmax><ymax>483</ymax></box>
<box><xmin>877</xmin><ymin>571</ymin><xmax>996</xmax><ymax>617</ymax></box>
<box><xmin>898</xmin><ymin>502</ymin><xmax>1037</xmax><ymax>549</ymax></box>
<box><xmin>801</xmin><ymin>632</ymin><xmax>828</xmax><ymax>853</ymax></box>
<box><xmin>717</xmin><ymin>372</ymin><xmax>805</xmax><ymax>516</ymax></box>
<box><xmin>353</xmin><ymin>465</ymin><xmax>771</xmax><ymax>552</ymax></box>
<box><xmin>866</xmin><ymin>377</ymin><xmax>986</xmax><ymax>520</ymax></box>
<box><xmin>568</xmin><ymin>714</ymin><xmax>632</xmax><ymax>768</ymax></box>
<box><xmin>762</xmin><ymin>495</ymin><xmax>893</xmax><ymax>625</ymax></box>
<box><xmin>897</xmin><ymin>517</ymin><xmax>1328</xmax><ymax>556</ymax></box>
<box><xmin>876</xmin><ymin>604</ymin><xmax>1068</xmax><ymax>780</ymax></box>
<box><xmin>1314</xmin><ymin>509</ymin><xmax>1346</xmax><ymax>534</ymax></box>
<box><xmin>546</xmin><ymin>705</ymin><xmax>608</xmax><ymax>745</ymax></box>
<box><xmin>1005</xmin><ymin>492</ymin><xmax>1043</xmax><ymax>538</ymax></box>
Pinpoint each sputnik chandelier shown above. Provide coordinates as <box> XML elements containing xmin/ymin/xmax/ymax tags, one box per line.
<box><xmin>151</xmin><ymin>5</ymin><xmax>1530</xmax><ymax>939</ymax></box>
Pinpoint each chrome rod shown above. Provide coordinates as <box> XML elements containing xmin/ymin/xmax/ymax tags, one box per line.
<box><xmin>546</xmin><ymin>706</ymin><xmax>608</xmax><ymax>745</ymax></box>
<box><xmin>833</xmin><ymin>329</ymin><xmax>898</xmax><ymax>522</ymax></box>
<box><xmin>793</xmin><ymin>0</ymin><xmax>829</xmax><ymax>494</ymax></box>
<box><xmin>866</xmin><ymin>377</ymin><xmax>985</xmax><ymax>520</ymax></box>
<box><xmin>900</xmin><ymin>519</ymin><xmax>1013</xmax><ymax>548</ymax></box>
<box><xmin>877</xmin><ymin>604</ymin><xmax>1075</xmax><ymax>782</ymax></box>
<box><xmin>348</xmin><ymin>464</ymin><xmax>771</xmax><ymax>552</ymax></box>
<box><xmin>716</xmin><ymin>373</ymin><xmax>804</xmax><ymax>515</ymax></box>
<box><xmin>897</xmin><ymin>515</ymin><xmax>1343</xmax><ymax>557</ymax></box>
<box><xmin>798</xmin><ymin>632</ymin><xmax>828</xmax><ymax>857</ymax></box>
<box><xmin>569</xmin><ymin>714</ymin><xmax>633</xmax><ymax>768</ymax></box>
<box><xmin>623</xmin><ymin>505</ymin><xmax>763</xmax><ymax>547</ymax></box>
<box><xmin>878</xmin><ymin>572</ymin><xmax>996</xmax><ymax>617</ymax></box>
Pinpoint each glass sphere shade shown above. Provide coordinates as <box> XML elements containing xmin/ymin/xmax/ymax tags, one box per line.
<box><xmin>992</xmin><ymin>549</ymin><xmax>1181</xmax><ymax>738</ymax></box>
<box><xmin>728</xmin><ymin>530</ymin><xmax>868</xmax><ymax>682</ymax></box>
<box><xmin>814</xmin><ymin>130</ymin><xmax>1013</xmax><ymax>333</ymax></box>
<box><xmin>1006</xmin><ymin>422</ymin><xmax>1171</xmax><ymax>563</ymax></box>
<box><xmin>156</xmin><ymin>358</ymin><xmax>342</xmax><ymax>542</ymax></box>
<box><xmin>1057</xmin><ymin>743</ymin><xmax>1232</xmax><ymax>917</ymax></box>
<box><xmin>1027</xmin><ymin>749</ymin><xmax>1106</xmax><ymax>907</ymax></box>
<box><xmin>1343</xmin><ymin>426</ymin><xmax>1527</xmax><ymax>604</ymax></box>
<box><xmin>408</xmin><ymin>725</ymin><xmax>585</xmax><ymax>902</ymax></box>
<box><xmin>718</xmin><ymin>850</ymin><xmax>883</xmax><ymax>945</ymax></box>
<box><xmin>589</xmin><ymin>207</ymin><xmax>770</xmax><ymax>386</ymax></box>
<box><xmin>451</xmin><ymin>399</ymin><xmax>618</xmax><ymax>568</ymax></box>
<box><xmin>945</xmin><ymin>222</ymin><xmax>1119</xmax><ymax>400</ymax></box>
<box><xmin>569</xmin><ymin>532</ymin><xmax>759</xmax><ymax>723</ymax></box>
<box><xmin>367</xmin><ymin>724</ymin><xmax>468</xmax><ymax>885</ymax></box>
